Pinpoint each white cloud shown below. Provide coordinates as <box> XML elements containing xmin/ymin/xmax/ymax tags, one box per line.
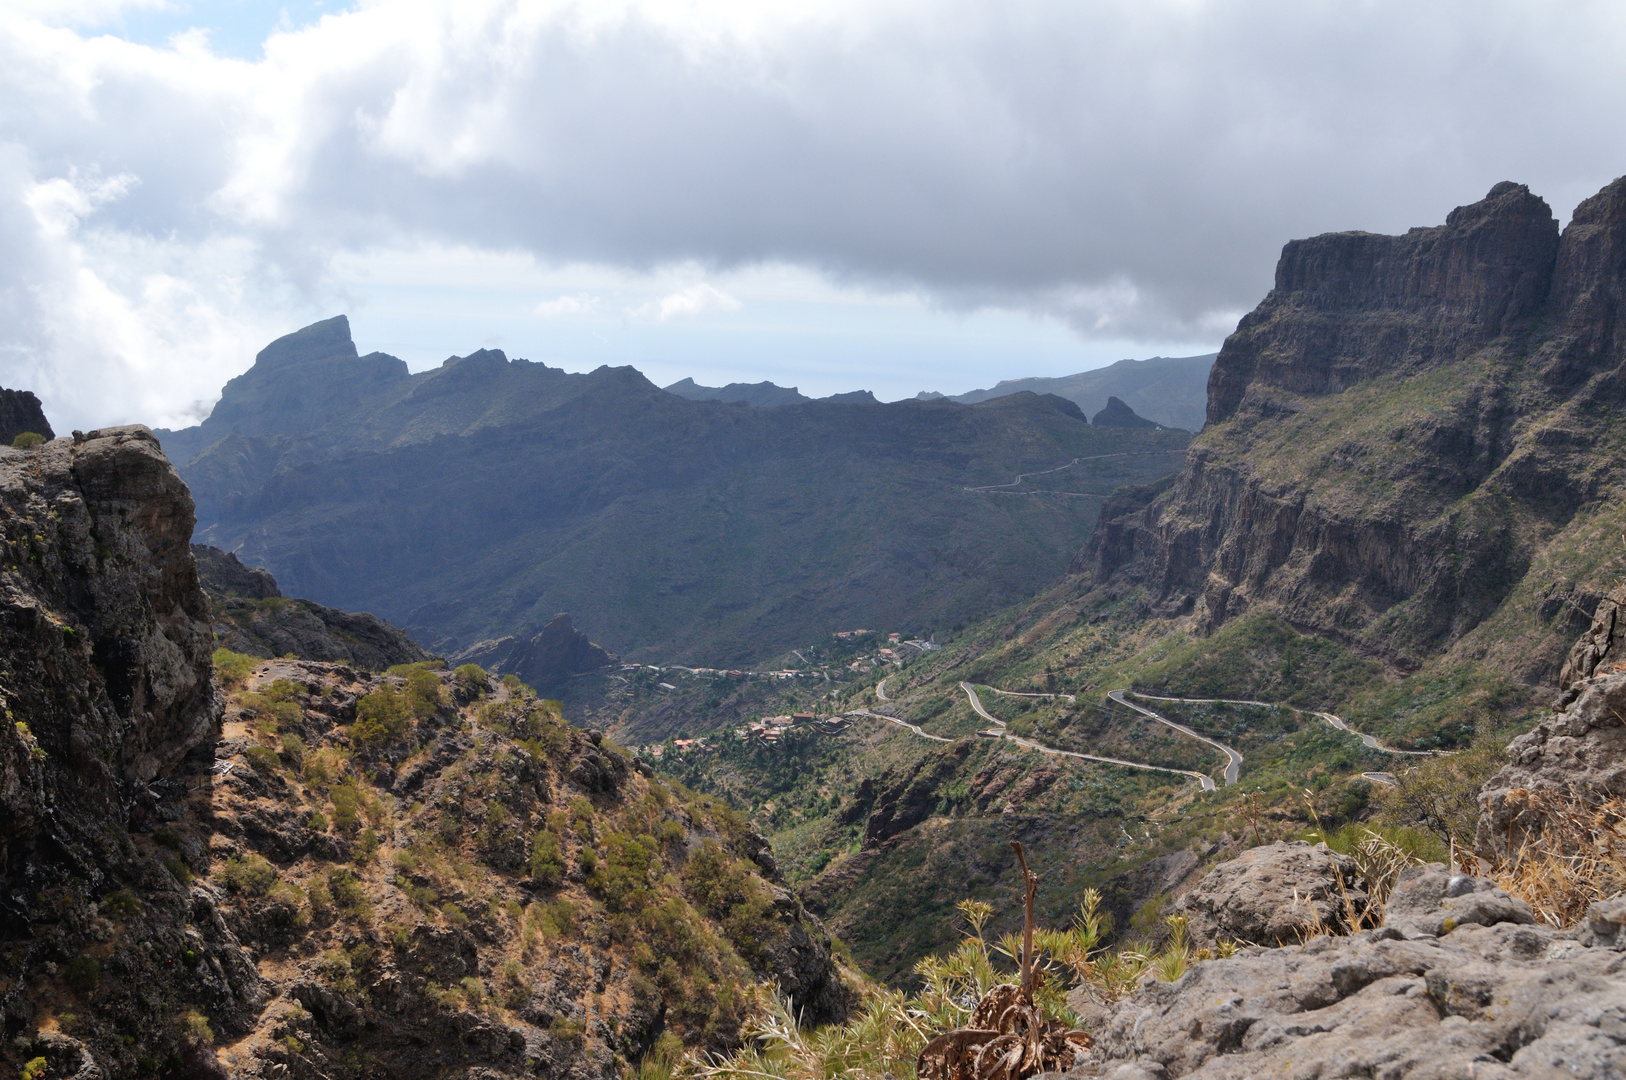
<box><xmin>631</xmin><ymin>283</ymin><xmax>742</xmax><ymax>322</ymax></box>
<box><xmin>535</xmin><ymin>292</ymin><xmax>599</xmax><ymax>318</ymax></box>
<box><xmin>4</xmin><ymin>0</ymin><xmax>1626</xmax><ymax>425</ymax></box>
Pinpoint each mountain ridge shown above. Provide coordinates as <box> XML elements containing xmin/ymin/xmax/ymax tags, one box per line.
<box><xmin>155</xmin><ymin>328</ymin><xmax>1192</xmax><ymax>664</ymax></box>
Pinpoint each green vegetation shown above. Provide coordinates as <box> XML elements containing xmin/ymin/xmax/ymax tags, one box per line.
<box><xmin>212</xmin><ymin>647</ymin><xmax>258</xmax><ymax>689</ymax></box>
<box><xmin>11</xmin><ymin>432</ymin><xmax>45</xmax><ymax>449</ymax></box>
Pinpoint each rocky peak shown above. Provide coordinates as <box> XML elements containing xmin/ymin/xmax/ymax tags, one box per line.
<box><xmin>0</xmin><ymin>387</ymin><xmax>54</xmax><ymax>445</ymax></box>
<box><xmin>1208</xmin><ymin>181</ymin><xmax>1559</xmax><ymax>425</ymax></box>
<box><xmin>455</xmin><ymin>613</ymin><xmax>617</xmax><ymax>694</ymax></box>
<box><xmin>167</xmin><ymin>316</ymin><xmax>410</xmax><ymax>456</ymax></box>
<box><xmin>1090</xmin><ymin>395</ymin><xmax>1157</xmax><ymax>428</ymax></box>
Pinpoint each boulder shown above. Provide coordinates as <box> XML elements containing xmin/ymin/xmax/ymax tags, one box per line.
<box><xmin>1175</xmin><ymin>841</ymin><xmax>1365</xmax><ymax>946</ymax></box>
<box><xmin>1381</xmin><ymin>864</ymin><xmax>1535</xmax><ymax>938</ymax></box>
<box><xmin>1070</xmin><ymin>918</ymin><xmax>1626</xmax><ymax>1078</ymax></box>
<box><xmin>0</xmin><ymin>387</ymin><xmax>53</xmax><ymax>445</ymax></box>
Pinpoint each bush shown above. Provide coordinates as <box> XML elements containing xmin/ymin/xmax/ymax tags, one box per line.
<box><xmin>66</xmin><ymin>954</ymin><xmax>100</xmax><ymax>993</ymax></box>
<box><xmin>330</xmin><ymin>779</ymin><xmax>363</xmax><ymax>832</ymax></box>
<box><xmin>12</xmin><ymin>432</ymin><xmax>45</xmax><ymax>449</ymax></box>
<box><xmin>222</xmin><ymin>853</ymin><xmax>278</xmax><ymax>896</ymax></box>
<box><xmin>454</xmin><ymin>663</ymin><xmax>490</xmax><ymax>696</ymax></box>
<box><xmin>279</xmin><ymin>733</ymin><xmax>306</xmax><ymax>768</ymax></box>
<box><xmin>352</xmin><ymin>688</ymin><xmax>410</xmax><ymax>747</ymax></box>
<box><xmin>327</xmin><ymin>868</ymin><xmax>371</xmax><ymax>919</ymax></box>
<box><xmin>102</xmin><ymin>888</ymin><xmax>142</xmax><ymax>920</ymax></box>
<box><xmin>213</xmin><ymin>648</ymin><xmax>257</xmax><ymax>689</ymax></box>
<box><xmin>591</xmin><ymin>832</ymin><xmax>659</xmax><ymax>913</ymax></box>
<box><xmin>21</xmin><ymin>1058</ymin><xmax>47</xmax><ymax>1080</ymax></box>
<box><xmin>244</xmin><ymin>745</ymin><xmax>281</xmax><ymax>776</ymax></box>
<box><xmin>530</xmin><ymin>831</ymin><xmax>564</xmax><ymax>886</ymax></box>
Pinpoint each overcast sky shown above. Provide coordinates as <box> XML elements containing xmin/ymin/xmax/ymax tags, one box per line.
<box><xmin>5</xmin><ymin>0</ymin><xmax>1626</xmax><ymax>430</ymax></box>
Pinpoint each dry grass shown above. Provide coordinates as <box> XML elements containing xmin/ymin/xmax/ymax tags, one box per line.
<box><xmin>1488</xmin><ymin>788</ymin><xmax>1626</xmax><ymax>928</ymax></box>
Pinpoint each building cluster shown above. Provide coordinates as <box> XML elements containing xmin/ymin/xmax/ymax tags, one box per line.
<box><xmin>735</xmin><ymin>711</ymin><xmax>849</xmax><ymax>742</ymax></box>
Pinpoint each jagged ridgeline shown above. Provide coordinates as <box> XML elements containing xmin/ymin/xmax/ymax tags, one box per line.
<box><xmin>0</xmin><ymin>428</ymin><xmax>849</xmax><ymax>1079</ymax></box>
<box><xmin>154</xmin><ymin>321</ymin><xmax>1191</xmax><ymax>665</ymax></box>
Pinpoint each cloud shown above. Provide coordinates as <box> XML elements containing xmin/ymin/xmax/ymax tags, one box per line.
<box><xmin>630</xmin><ymin>283</ymin><xmax>742</xmax><ymax>322</ymax></box>
<box><xmin>4</xmin><ymin>0</ymin><xmax>1626</xmax><ymax>425</ymax></box>
<box><xmin>536</xmin><ymin>292</ymin><xmax>600</xmax><ymax>318</ymax></box>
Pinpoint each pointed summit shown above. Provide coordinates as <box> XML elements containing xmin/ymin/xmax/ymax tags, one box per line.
<box><xmin>1091</xmin><ymin>395</ymin><xmax>1158</xmax><ymax>428</ymax></box>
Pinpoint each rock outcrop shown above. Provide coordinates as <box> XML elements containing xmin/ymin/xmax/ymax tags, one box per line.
<box><xmin>457</xmin><ymin>613</ymin><xmax>616</xmax><ymax>693</ymax></box>
<box><xmin>195</xmin><ymin>544</ymin><xmax>434</xmax><ymax>671</ymax></box>
<box><xmin>1476</xmin><ymin>665</ymin><xmax>1626</xmax><ymax>862</ymax></box>
<box><xmin>1090</xmin><ymin>396</ymin><xmax>1157</xmax><ymax>429</ymax></box>
<box><xmin>0</xmin><ymin>387</ymin><xmax>54</xmax><ymax>444</ymax></box>
<box><xmin>1074</xmin><ymin>908</ymin><xmax>1625</xmax><ymax>1077</ymax></box>
<box><xmin>0</xmin><ymin>426</ymin><xmax>218</xmax><ymax>870</ymax></box>
<box><xmin>1076</xmin><ymin>176</ymin><xmax>1626</xmax><ymax>683</ymax></box>
<box><xmin>1175</xmin><ymin>840</ymin><xmax>1364</xmax><ymax>947</ymax></box>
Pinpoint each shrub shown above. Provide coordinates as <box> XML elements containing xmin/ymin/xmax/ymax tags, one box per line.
<box><xmin>530</xmin><ymin>831</ymin><xmax>564</xmax><ymax>886</ymax></box>
<box><xmin>179</xmin><ymin>1009</ymin><xmax>214</xmax><ymax>1045</ymax></box>
<box><xmin>162</xmin><ymin>851</ymin><xmax>193</xmax><ymax>886</ymax></box>
<box><xmin>213</xmin><ymin>648</ymin><xmax>257</xmax><ymax>689</ymax></box>
<box><xmin>327</xmin><ymin>868</ymin><xmax>370</xmax><ymax>919</ymax></box>
<box><xmin>66</xmin><ymin>954</ymin><xmax>100</xmax><ymax>993</ymax></box>
<box><xmin>102</xmin><ymin>888</ymin><xmax>142</xmax><ymax>920</ymax></box>
<box><xmin>244</xmin><ymin>745</ymin><xmax>281</xmax><ymax>776</ymax></box>
<box><xmin>12</xmin><ymin>432</ymin><xmax>45</xmax><ymax>449</ymax></box>
<box><xmin>454</xmin><ymin>664</ymin><xmax>489</xmax><ymax>696</ymax></box>
<box><xmin>307</xmin><ymin>810</ymin><xmax>330</xmax><ymax>832</ymax></box>
<box><xmin>21</xmin><ymin>1058</ymin><xmax>47</xmax><ymax>1080</ymax></box>
<box><xmin>352</xmin><ymin>688</ymin><xmax>410</xmax><ymax>747</ymax></box>
<box><xmin>222</xmin><ymin>853</ymin><xmax>278</xmax><ymax>896</ymax></box>
<box><xmin>279</xmin><ymin>733</ymin><xmax>306</xmax><ymax>768</ymax></box>
<box><xmin>353</xmin><ymin>828</ymin><xmax>381</xmax><ymax>866</ymax></box>
<box><xmin>442</xmin><ymin>902</ymin><xmax>469</xmax><ymax>927</ymax></box>
<box><xmin>591</xmin><ymin>832</ymin><xmax>659</xmax><ymax>913</ymax></box>
<box><xmin>330</xmin><ymin>779</ymin><xmax>363</xmax><ymax>833</ymax></box>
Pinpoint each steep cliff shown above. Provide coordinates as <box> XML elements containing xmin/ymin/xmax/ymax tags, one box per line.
<box><xmin>0</xmin><ymin>426</ymin><xmax>218</xmax><ymax>874</ymax></box>
<box><xmin>1079</xmin><ymin>177</ymin><xmax>1626</xmax><ymax>683</ymax></box>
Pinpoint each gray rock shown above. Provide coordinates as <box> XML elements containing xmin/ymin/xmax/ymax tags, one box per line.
<box><xmin>1382</xmin><ymin>863</ymin><xmax>1535</xmax><ymax>938</ymax></box>
<box><xmin>1575</xmin><ymin>894</ymin><xmax>1626</xmax><ymax>949</ymax></box>
<box><xmin>1175</xmin><ymin>841</ymin><xmax>1365</xmax><ymax>946</ymax></box>
<box><xmin>1559</xmin><ymin>583</ymin><xmax>1626</xmax><ymax>690</ymax></box>
<box><xmin>1069</xmin><ymin>919</ymin><xmax>1626</xmax><ymax>1078</ymax></box>
<box><xmin>1477</xmin><ymin>668</ymin><xmax>1626</xmax><ymax>861</ymax></box>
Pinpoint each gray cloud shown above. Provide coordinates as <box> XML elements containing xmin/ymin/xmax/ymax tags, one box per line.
<box><xmin>4</xmin><ymin>0</ymin><xmax>1626</xmax><ymax>425</ymax></box>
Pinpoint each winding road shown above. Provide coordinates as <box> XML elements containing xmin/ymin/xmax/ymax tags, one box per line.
<box><xmin>960</xmin><ymin>682</ymin><xmax>1218</xmax><ymax>792</ymax></box>
<box><xmin>875</xmin><ymin>677</ymin><xmax>890</xmax><ymax>701</ymax></box>
<box><xmin>1106</xmin><ymin>690</ymin><xmax>1245</xmax><ymax>785</ymax></box>
<box><xmin>843</xmin><ymin>707</ymin><xmax>952</xmax><ymax>743</ymax></box>
<box><xmin>1127</xmin><ymin>692</ymin><xmax>1438</xmax><ymax>757</ymax></box>
<box><xmin>963</xmin><ymin>450</ymin><xmax>1187</xmax><ymax>497</ymax></box>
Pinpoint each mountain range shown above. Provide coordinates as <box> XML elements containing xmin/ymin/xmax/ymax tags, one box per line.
<box><xmin>154</xmin><ymin>323</ymin><xmax>1191</xmax><ymax>663</ymax></box>
<box><xmin>660</xmin><ymin>352</ymin><xmax>1216</xmax><ymax>432</ymax></box>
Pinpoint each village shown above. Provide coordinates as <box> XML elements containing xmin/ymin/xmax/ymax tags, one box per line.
<box><xmin>627</xmin><ymin>627</ymin><xmax>940</xmax><ymax>761</ymax></box>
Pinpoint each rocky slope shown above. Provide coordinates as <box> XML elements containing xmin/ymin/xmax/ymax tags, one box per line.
<box><xmin>0</xmin><ymin>428</ymin><xmax>847</xmax><ymax>1080</ymax></box>
<box><xmin>154</xmin><ymin>320</ymin><xmax>1191</xmax><ymax>664</ymax></box>
<box><xmin>195</xmin><ymin>545</ymin><xmax>433</xmax><ymax>671</ymax></box>
<box><xmin>1079</xmin><ymin>177</ymin><xmax>1626</xmax><ymax>685</ymax></box>
<box><xmin>0</xmin><ymin>387</ymin><xmax>54</xmax><ymax>444</ymax></box>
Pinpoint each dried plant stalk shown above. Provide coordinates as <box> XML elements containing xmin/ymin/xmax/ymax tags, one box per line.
<box><xmin>915</xmin><ymin>843</ymin><xmax>1091</xmax><ymax>1080</ymax></box>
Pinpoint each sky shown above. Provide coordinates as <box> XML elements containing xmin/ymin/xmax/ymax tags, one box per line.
<box><xmin>6</xmin><ymin>1</ymin><xmax>1626</xmax><ymax>430</ymax></box>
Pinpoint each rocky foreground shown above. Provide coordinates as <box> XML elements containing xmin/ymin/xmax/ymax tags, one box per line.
<box><xmin>1066</xmin><ymin>855</ymin><xmax>1626</xmax><ymax>1078</ymax></box>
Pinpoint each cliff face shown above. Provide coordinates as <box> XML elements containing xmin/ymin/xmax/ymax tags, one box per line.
<box><xmin>0</xmin><ymin>427</ymin><xmax>218</xmax><ymax>870</ymax></box>
<box><xmin>1080</xmin><ymin>177</ymin><xmax>1626</xmax><ymax>680</ymax></box>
